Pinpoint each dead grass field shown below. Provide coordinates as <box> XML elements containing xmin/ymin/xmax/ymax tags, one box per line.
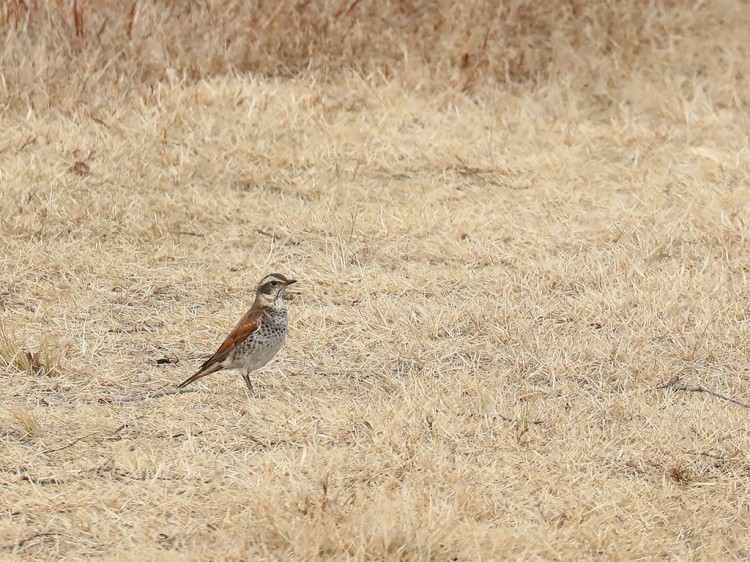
<box><xmin>2</xmin><ymin>1</ymin><xmax>750</xmax><ymax>560</ymax></box>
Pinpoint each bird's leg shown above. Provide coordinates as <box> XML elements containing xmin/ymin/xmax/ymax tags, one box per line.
<box><xmin>242</xmin><ymin>371</ymin><xmax>254</xmax><ymax>392</ymax></box>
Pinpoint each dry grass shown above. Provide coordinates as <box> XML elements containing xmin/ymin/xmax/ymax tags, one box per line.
<box><xmin>2</xmin><ymin>1</ymin><xmax>750</xmax><ymax>560</ymax></box>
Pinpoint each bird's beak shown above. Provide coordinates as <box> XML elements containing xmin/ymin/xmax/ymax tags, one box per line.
<box><xmin>286</xmin><ymin>279</ymin><xmax>297</xmax><ymax>286</ymax></box>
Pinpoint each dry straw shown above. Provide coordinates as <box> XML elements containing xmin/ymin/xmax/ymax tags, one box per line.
<box><xmin>2</xmin><ymin>1</ymin><xmax>750</xmax><ymax>560</ymax></box>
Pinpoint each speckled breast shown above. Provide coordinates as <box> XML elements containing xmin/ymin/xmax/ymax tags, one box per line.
<box><xmin>230</xmin><ymin>308</ymin><xmax>288</xmax><ymax>371</ymax></box>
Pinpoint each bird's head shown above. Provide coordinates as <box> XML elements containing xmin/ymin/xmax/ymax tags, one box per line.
<box><xmin>254</xmin><ymin>273</ymin><xmax>297</xmax><ymax>307</ymax></box>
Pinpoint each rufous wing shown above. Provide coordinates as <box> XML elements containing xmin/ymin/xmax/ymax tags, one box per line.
<box><xmin>177</xmin><ymin>306</ymin><xmax>264</xmax><ymax>389</ymax></box>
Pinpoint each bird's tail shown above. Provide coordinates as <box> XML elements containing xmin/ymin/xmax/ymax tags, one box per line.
<box><xmin>177</xmin><ymin>362</ymin><xmax>224</xmax><ymax>389</ymax></box>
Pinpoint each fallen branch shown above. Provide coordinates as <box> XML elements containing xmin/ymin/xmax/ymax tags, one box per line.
<box><xmin>658</xmin><ymin>375</ymin><xmax>750</xmax><ymax>409</ymax></box>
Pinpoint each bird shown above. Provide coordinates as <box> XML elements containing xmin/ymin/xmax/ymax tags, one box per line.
<box><xmin>178</xmin><ymin>273</ymin><xmax>297</xmax><ymax>392</ymax></box>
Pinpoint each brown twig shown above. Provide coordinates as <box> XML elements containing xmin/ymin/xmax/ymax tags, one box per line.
<box><xmin>658</xmin><ymin>375</ymin><xmax>750</xmax><ymax>409</ymax></box>
<box><xmin>42</xmin><ymin>423</ymin><xmax>140</xmax><ymax>454</ymax></box>
<box><xmin>334</xmin><ymin>0</ymin><xmax>362</xmax><ymax>18</ymax></box>
<box><xmin>21</xmin><ymin>474</ymin><xmax>74</xmax><ymax>485</ymax></box>
<box><xmin>114</xmin><ymin>385</ymin><xmax>195</xmax><ymax>404</ymax></box>
<box><xmin>16</xmin><ymin>531</ymin><xmax>64</xmax><ymax>548</ymax></box>
<box><xmin>497</xmin><ymin>413</ymin><xmax>545</xmax><ymax>426</ymax></box>
<box><xmin>110</xmin><ymin>423</ymin><xmax>139</xmax><ymax>438</ymax></box>
<box><xmin>72</xmin><ymin>0</ymin><xmax>84</xmax><ymax>37</ymax></box>
<box><xmin>255</xmin><ymin>227</ymin><xmax>300</xmax><ymax>246</ymax></box>
<box><xmin>127</xmin><ymin>0</ymin><xmax>140</xmax><ymax>38</ymax></box>
<box><xmin>42</xmin><ymin>432</ymin><xmax>98</xmax><ymax>454</ymax></box>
